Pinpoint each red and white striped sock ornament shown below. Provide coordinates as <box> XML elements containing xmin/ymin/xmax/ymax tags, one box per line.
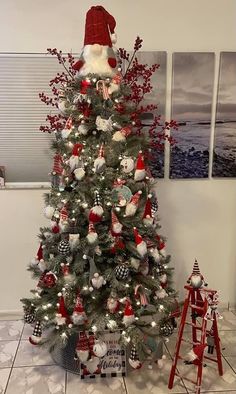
<box><xmin>29</xmin><ymin>321</ymin><xmax>42</xmax><ymax>345</ymax></box>
<box><xmin>129</xmin><ymin>344</ymin><xmax>142</xmax><ymax>369</ymax></box>
<box><xmin>52</xmin><ymin>153</ymin><xmax>63</xmax><ymax>176</ymax></box>
<box><xmin>86</xmin><ymin>222</ymin><xmax>98</xmax><ymax>244</ymax></box>
<box><xmin>96</xmin><ymin>80</ymin><xmax>110</xmax><ymax>100</ymax></box>
<box><xmin>75</xmin><ymin>331</ymin><xmax>89</xmax><ymax>362</ymax></box>
<box><xmin>125</xmin><ymin>190</ymin><xmax>142</xmax><ymax>216</ymax></box>
<box><xmin>134</xmin><ymin>284</ymin><xmax>148</xmax><ymax>306</ymax></box>
<box><xmin>56</xmin><ymin>295</ymin><xmax>70</xmax><ymax>326</ymax></box>
<box><xmin>133</xmin><ymin>227</ymin><xmax>147</xmax><ymax>257</ymax></box>
<box><xmin>112</xmin><ymin>126</ymin><xmax>132</xmax><ymax>142</ymax></box>
<box><xmin>111</xmin><ymin>210</ymin><xmax>123</xmax><ymax>236</ymax></box>
<box><xmin>69</xmin><ymin>143</ymin><xmax>84</xmax><ymax>170</ymax></box>
<box><xmin>134</xmin><ymin>151</ymin><xmax>146</xmax><ymax>181</ymax></box>
<box><xmin>61</xmin><ymin>117</ymin><xmax>73</xmax><ymax>139</ymax></box>
<box><xmin>89</xmin><ymin>192</ymin><xmax>104</xmax><ymax>223</ymax></box>
<box><xmin>142</xmin><ymin>195</ymin><xmax>154</xmax><ymax>225</ymax></box>
<box><xmin>94</xmin><ymin>144</ymin><xmax>106</xmax><ymax>173</ymax></box>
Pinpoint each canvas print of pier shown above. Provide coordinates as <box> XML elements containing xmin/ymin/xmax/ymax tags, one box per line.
<box><xmin>170</xmin><ymin>52</ymin><xmax>215</xmax><ymax>179</ymax></box>
<box><xmin>212</xmin><ymin>52</ymin><xmax>236</xmax><ymax>177</ymax></box>
<box><xmin>136</xmin><ymin>51</ymin><xmax>167</xmax><ymax>178</ymax></box>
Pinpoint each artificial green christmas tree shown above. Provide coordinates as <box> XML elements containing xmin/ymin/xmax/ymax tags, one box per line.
<box><xmin>21</xmin><ymin>5</ymin><xmax>178</xmax><ymax>372</ymax></box>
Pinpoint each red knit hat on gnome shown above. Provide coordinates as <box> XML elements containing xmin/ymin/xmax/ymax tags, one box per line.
<box><xmin>84</xmin><ymin>5</ymin><xmax>117</xmax><ymax>47</ymax></box>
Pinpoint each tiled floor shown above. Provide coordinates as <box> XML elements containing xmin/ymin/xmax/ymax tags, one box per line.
<box><xmin>0</xmin><ymin>310</ymin><xmax>235</xmax><ymax>393</ymax></box>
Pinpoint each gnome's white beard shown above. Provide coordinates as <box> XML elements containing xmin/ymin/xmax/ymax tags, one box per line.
<box><xmin>79</xmin><ymin>44</ymin><xmax>115</xmax><ymax>77</ymax></box>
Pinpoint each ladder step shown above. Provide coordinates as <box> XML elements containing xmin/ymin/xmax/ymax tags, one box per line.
<box><xmin>185</xmin><ymin>321</ymin><xmax>203</xmax><ymax>330</ymax></box>
<box><xmin>204</xmin><ymin>355</ymin><xmax>218</xmax><ymax>363</ymax></box>
<box><xmin>175</xmin><ymin>372</ymin><xmax>197</xmax><ymax>385</ymax></box>
<box><xmin>190</xmin><ymin>304</ymin><xmax>205</xmax><ymax>311</ymax></box>
<box><xmin>181</xmin><ymin>338</ymin><xmax>200</xmax><ymax>345</ymax></box>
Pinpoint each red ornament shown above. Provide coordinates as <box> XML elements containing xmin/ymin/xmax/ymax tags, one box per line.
<box><xmin>80</xmin><ymin>79</ymin><xmax>91</xmax><ymax>94</ymax></box>
<box><xmin>42</xmin><ymin>271</ymin><xmax>57</xmax><ymax>288</ymax></box>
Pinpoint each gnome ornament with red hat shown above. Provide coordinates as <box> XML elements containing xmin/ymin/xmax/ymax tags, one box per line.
<box><xmin>72</xmin><ymin>6</ymin><xmax>117</xmax><ymax>77</ymax></box>
<box><xmin>86</xmin><ymin>222</ymin><xmax>98</xmax><ymax>244</ymax></box>
<box><xmin>122</xmin><ymin>298</ymin><xmax>135</xmax><ymax>326</ymax></box>
<box><xmin>75</xmin><ymin>331</ymin><xmax>89</xmax><ymax>362</ymax></box>
<box><xmin>71</xmin><ymin>292</ymin><xmax>87</xmax><ymax>325</ymax></box>
<box><xmin>133</xmin><ymin>227</ymin><xmax>147</xmax><ymax>258</ymax></box>
<box><xmin>111</xmin><ymin>210</ymin><xmax>123</xmax><ymax>236</ymax></box>
<box><xmin>125</xmin><ymin>190</ymin><xmax>142</xmax><ymax>216</ymax></box>
<box><xmin>69</xmin><ymin>143</ymin><xmax>84</xmax><ymax>171</ymax></box>
<box><xmin>143</xmin><ymin>195</ymin><xmax>154</xmax><ymax>226</ymax></box>
<box><xmin>55</xmin><ymin>295</ymin><xmax>70</xmax><ymax>326</ymax></box>
<box><xmin>134</xmin><ymin>151</ymin><xmax>146</xmax><ymax>181</ymax></box>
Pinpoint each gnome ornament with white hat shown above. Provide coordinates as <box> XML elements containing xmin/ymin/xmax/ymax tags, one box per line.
<box><xmin>122</xmin><ymin>298</ymin><xmax>135</xmax><ymax>326</ymax></box>
<box><xmin>133</xmin><ymin>227</ymin><xmax>147</xmax><ymax>257</ymax></box>
<box><xmin>187</xmin><ymin>259</ymin><xmax>205</xmax><ymax>289</ymax></box>
<box><xmin>134</xmin><ymin>151</ymin><xmax>146</xmax><ymax>181</ymax></box>
<box><xmin>72</xmin><ymin>6</ymin><xmax>118</xmax><ymax>77</ymax></box>
<box><xmin>125</xmin><ymin>190</ymin><xmax>142</xmax><ymax>216</ymax></box>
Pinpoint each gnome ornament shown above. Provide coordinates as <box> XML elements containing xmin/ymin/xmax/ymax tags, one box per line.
<box><xmin>72</xmin><ymin>292</ymin><xmax>87</xmax><ymax>325</ymax></box>
<box><xmin>149</xmin><ymin>247</ymin><xmax>160</xmax><ymax>263</ymax></box>
<box><xmin>184</xmin><ymin>344</ymin><xmax>207</xmax><ymax>365</ymax></box>
<box><xmin>24</xmin><ymin>307</ymin><xmax>36</xmax><ymax>325</ymax></box>
<box><xmin>51</xmin><ymin>153</ymin><xmax>63</xmax><ymax>187</ymax></box>
<box><xmin>111</xmin><ymin>210</ymin><xmax>123</xmax><ymax>236</ymax></box>
<box><xmin>187</xmin><ymin>259</ymin><xmax>205</xmax><ymax>289</ymax></box>
<box><xmin>143</xmin><ymin>195</ymin><xmax>154</xmax><ymax>225</ymax></box>
<box><xmin>129</xmin><ymin>345</ymin><xmax>142</xmax><ymax>369</ymax></box>
<box><xmin>55</xmin><ymin>295</ymin><xmax>70</xmax><ymax>326</ymax></box>
<box><xmin>69</xmin><ymin>233</ymin><xmax>80</xmax><ymax>249</ymax></box>
<box><xmin>123</xmin><ymin>299</ymin><xmax>135</xmax><ymax>326</ymax></box>
<box><xmin>74</xmin><ymin>167</ymin><xmax>85</xmax><ymax>181</ymax></box>
<box><xmin>107</xmin><ymin>295</ymin><xmax>120</xmax><ymax>313</ymax></box>
<box><xmin>94</xmin><ymin>144</ymin><xmax>106</xmax><ymax>173</ymax></box>
<box><xmin>89</xmin><ymin>192</ymin><xmax>104</xmax><ymax>223</ymax></box>
<box><xmin>69</xmin><ymin>143</ymin><xmax>84</xmax><ymax>170</ymax></box>
<box><xmin>134</xmin><ymin>151</ymin><xmax>146</xmax><ymax>181</ymax></box>
<box><xmin>133</xmin><ymin>227</ymin><xmax>147</xmax><ymax>257</ymax></box>
<box><xmin>108</xmin><ymin>73</ymin><xmax>122</xmax><ymax>94</ymax></box>
<box><xmin>75</xmin><ymin>332</ymin><xmax>89</xmax><ymax>362</ymax></box>
<box><xmin>78</xmin><ymin>122</ymin><xmax>89</xmax><ymax>135</ymax></box>
<box><xmin>125</xmin><ymin>190</ymin><xmax>142</xmax><ymax>216</ymax></box>
<box><xmin>91</xmin><ymin>273</ymin><xmax>106</xmax><ymax>289</ymax></box>
<box><xmin>95</xmin><ymin>115</ymin><xmax>113</xmax><ymax>132</ymax></box>
<box><xmin>72</xmin><ymin>6</ymin><xmax>117</xmax><ymax>77</ymax></box>
<box><xmin>29</xmin><ymin>321</ymin><xmax>42</xmax><ymax>345</ymax></box>
<box><xmin>112</xmin><ymin>126</ymin><xmax>132</xmax><ymax>142</ymax></box>
<box><xmin>61</xmin><ymin>117</ymin><xmax>73</xmax><ymax>139</ymax></box>
<box><xmin>86</xmin><ymin>222</ymin><xmax>98</xmax><ymax>244</ymax></box>
<box><xmin>32</xmin><ymin>243</ymin><xmax>45</xmax><ymax>270</ymax></box>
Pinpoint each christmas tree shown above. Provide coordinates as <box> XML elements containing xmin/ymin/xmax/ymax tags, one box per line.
<box><xmin>21</xmin><ymin>5</ymin><xmax>178</xmax><ymax>370</ymax></box>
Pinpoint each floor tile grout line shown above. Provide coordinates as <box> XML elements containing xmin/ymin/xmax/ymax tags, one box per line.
<box><xmin>122</xmin><ymin>376</ymin><xmax>128</xmax><ymax>394</ymax></box>
<box><xmin>4</xmin><ymin>320</ymin><xmax>25</xmax><ymax>393</ymax></box>
<box><xmin>164</xmin><ymin>342</ymin><xmax>190</xmax><ymax>394</ymax></box>
<box><xmin>221</xmin><ymin>353</ymin><xmax>236</xmax><ymax>375</ymax></box>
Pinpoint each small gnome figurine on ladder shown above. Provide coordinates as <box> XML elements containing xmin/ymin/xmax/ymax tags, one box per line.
<box><xmin>187</xmin><ymin>259</ymin><xmax>207</xmax><ymax>289</ymax></box>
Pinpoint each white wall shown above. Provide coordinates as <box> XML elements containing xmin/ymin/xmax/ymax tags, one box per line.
<box><xmin>0</xmin><ymin>0</ymin><xmax>236</xmax><ymax>312</ymax></box>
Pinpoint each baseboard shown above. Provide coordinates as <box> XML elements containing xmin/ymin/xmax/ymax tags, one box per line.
<box><xmin>0</xmin><ymin>309</ymin><xmax>23</xmax><ymax>320</ymax></box>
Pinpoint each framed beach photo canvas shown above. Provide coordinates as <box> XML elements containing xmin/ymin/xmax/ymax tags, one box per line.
<box><xmin>212</xmin><ymin>52</ymin><xmax>236</xmax><ymax>177</ymax></box>
<box><xmin>136</xmin><ymin>51</ymin><xmax>167</xmax><ymax>178</ymax></box>
<box><xmin>170</xmin><ymin>52</ymin><xmax>215</xmax><ymax>179</ymax></box>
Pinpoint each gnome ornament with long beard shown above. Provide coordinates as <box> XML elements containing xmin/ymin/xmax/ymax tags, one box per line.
<box><xmin>72</xmin><ymin>6</ymin><xmax>118</xmax><ymax>77</ymax></box>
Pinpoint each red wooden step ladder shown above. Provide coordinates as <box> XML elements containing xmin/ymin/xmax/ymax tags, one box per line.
<box><xmin>168</xmin><ymin>285</ymin><xmax>223</xmax><ymax>394</ymax></box>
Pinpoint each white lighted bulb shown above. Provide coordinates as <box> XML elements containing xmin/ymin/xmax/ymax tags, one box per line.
<box><xmin>151</xmin><ymin>321</ymin><xmax>157</xmax><ymax>327</ymax></box>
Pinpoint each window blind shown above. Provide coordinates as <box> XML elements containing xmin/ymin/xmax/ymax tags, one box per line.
<box><xmin>0</xmin><ymin>54</ymin><xmax>62</xmax><ymax>182</ymax></box>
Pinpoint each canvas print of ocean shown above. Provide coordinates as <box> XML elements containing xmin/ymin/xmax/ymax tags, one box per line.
<box><xmin>136</xmin><ymin>51</ymin><xmax>167</xmax><ymax>178</ymax></box>
<box><xmin>170</xmin><ymin>52</ymin><xmax>215</xmax><ymax>179</ymax></box>
<box><xmin>212</xmin><ymin>52</ymin><xmax>236</xmax><ymax>177</ymax></box>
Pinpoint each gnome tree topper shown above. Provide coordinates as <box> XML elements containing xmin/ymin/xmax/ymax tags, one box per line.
<box><xmin>73</xmin><ymin>6</ymin><xmax>118</xmax><ymax>76</ymax></box>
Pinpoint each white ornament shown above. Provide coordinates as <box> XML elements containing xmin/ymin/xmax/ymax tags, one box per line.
<box><xmin>78</xmin><ymin>124</ymin><xmax>89</xmax><ymax>135</ymax></box>
<box><xmin>93</xmin><ymin>339</ymin><xmax>108</xmax><ymax>358</ymax></box>
<box><xmin>74</xmin><ymin>168</ymin><xmax>85</xmax><ymax>180</ymax></box>
<box><xmin>44</xmin><ymin>205</ymin><xmax>55</xmax><ymax>219</ymax></box>
<box><xmin>120</xmin><ymin>158</ymin><xmax>134</xmax><ymax>173</ymax></box>
<box><xmin>91</xmin><ymin>273</ymin><xmax>106</xmax><ymax>289</ymax></box>
<box><xmin>95</xmin><ymin>115</ymin><xmax>113</xmax><ymax>132</ymax></box>
<box><xmin>86</xmin><ymin>356</ymin><xmax>100</xmax><ymax>374</ymax></box>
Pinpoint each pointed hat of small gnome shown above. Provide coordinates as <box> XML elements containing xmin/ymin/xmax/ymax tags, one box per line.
<box><xmin>89</xmin><ymin>192</ymin><xmax>104</xmax><ymax>223</ymax></box>
<box><xmin>29</xmin><ymin>321</ymin><xmax>42</xmax><ymax>345</ymax></box>
<box><xmin>185</xmin><ymin>344</ymin><xmax>206</xmax><ymax>365</ymax></box>
<box><xmin>134</xmin><ymin>151</ymin><xmax>146</xmax><ymax>181</ymax></box>
<box><xmin>123</xmin><ymin>299</ymin><xmax>135</xmax><ymax>326</ymax></box>
<box><xmin>125</xmin><ymin>190</ymin><xmax>142</xmax><ymax>216</ymax></box>
<box><xmin>111</xmin><ymin>210</ymin><xmax>123</xmax><ymax>235</ymax></box>
<box><xmin>36</xmin><ymin>243</ymin><xmax>43</xmax><ymax>262</ymax></box>
<box><xmin>128</xmin><ymin>344</ymin><xmax>142</xmax><ymax>369</ymax></box>
<box><xmin>86</xmin><ymin>222</ymin><xmax>98</xmax><ymax>244</ymax></box>
<box><xmin>60</xmin><ymin>205</ymin><xmax>68</xmax><ymax>222</ymax></box>
<box><xmin>133</xmin><ymin>227</ymin><xmax>147</xmax><ymax>257</ymax></box>
<box><xmin>94</xmin><ymin>143</ymin><xmax>106</xmax><ymax>173</ymax></box>
<box><xmin>75</xmin><ymin>331</ymin><xmax>89</xmax><ymax>363</ymax></box>
<box><xmin>142</xmin><ymin>194</ymin><xmax>153</xmax><ymax>225</ymax></box>
<box><xmin>69</xmin><ymin>143</ymin><xmax>84</xmax><ymax>170</ymax></box>
<box><xmin>61</xmin><ymin>117</ymin><xmax>73</xmax><ymax>139</ymax></box>
<box><xmin>56</xmin><ymin>295</ymin><xmax>70</xmax><ymax>326</ymax></box>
